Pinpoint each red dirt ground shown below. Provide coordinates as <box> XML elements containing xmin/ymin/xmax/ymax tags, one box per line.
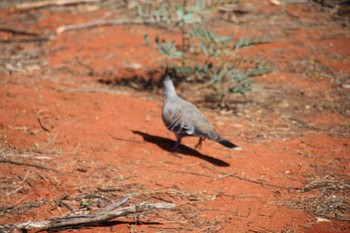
<box><xmin>0</xmin><ymin>0</ymin><xmax>349</xmax><ymax>232</ymax></box>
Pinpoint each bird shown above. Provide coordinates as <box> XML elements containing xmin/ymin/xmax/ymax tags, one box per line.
<box><xmin>161</xmin><ymin>68</ymin><xmax>241</xmax><ymax>151</ymax></box>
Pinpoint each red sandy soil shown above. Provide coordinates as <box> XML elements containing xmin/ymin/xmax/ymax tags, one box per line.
<box><xmin>0</xmin><ymin>0</ymin><xmax>349</xmax><ymax>232</ymax></box>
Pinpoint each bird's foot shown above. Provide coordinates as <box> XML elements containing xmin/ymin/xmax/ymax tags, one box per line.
<box><xmin>195</xmin><ymin>138</ymin><xmax>205</xmax><ymax>150</ymax></box>
<box><xmin>171</xmin><ymin>143</ymin><xmax>181</xmax><ymax>152</ymax></box>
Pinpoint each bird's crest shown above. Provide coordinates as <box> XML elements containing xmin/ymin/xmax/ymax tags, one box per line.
<box><xmin>165</xmin><ymin>62</ymin><xmax>169</xmax><ymax>74</ymax></box>
<box><xmin>163</xmin><ymin>61</ymin><xmax>171</xmax><ymax>81</ymax></box>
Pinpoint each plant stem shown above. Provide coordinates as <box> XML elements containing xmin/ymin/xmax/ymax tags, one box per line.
<box><xmin>180</xmin><ymin>26</ymin><xmax>186</xmax><ymax>67</ymax></box>
<box><xmin>180</xmin><ymin>0</ymin><xmax>187</xmax><ymax>68</ymax></box>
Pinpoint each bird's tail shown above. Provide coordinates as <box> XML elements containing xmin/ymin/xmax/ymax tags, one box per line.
<box><xmin>216</xmin><ymin>137</ymin><xmax>241</xmax><ymax>150</ymax></box>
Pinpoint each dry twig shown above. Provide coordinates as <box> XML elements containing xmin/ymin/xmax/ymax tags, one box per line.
<box><xmin>56</xmin><ymin>18</ymin><xmax>146</xmax><ymax>34</ymax></box>
<box><xmin>213</xmin><ymin>173</ymin><xmax>302</xmax><ymax>191</ymax></box>
<box><xmin>37</xmin><ymin>116</ymin><xmax>50</xmax><ymax>132</ymax></box>
<box><xmin>0</xmin><ymin>159</ymin><xmax>59</xmax><ymax>173</ymax></box>
<box><xmin>0</xmin><ymin>28</ymin><xmax>39</xmax><ymax>36</ymax></box>
<box><xmin>0</xmin><ymin>200</ymin><xmax>44</xmax><ymax>213</ymax></box>
<box><xmin>96</xmin><ymin>196</ymin><xmax>129</xmax><ymax>214</ymax></box>
<box><xmin>5</xmin><ymin>170</ymin><xmax>30</xmax><ymax>196</ymax></box>
<box><xmin>0</xmin><ymin>37</ymin><xmax>49</xmax><ymax>44</ymax></box>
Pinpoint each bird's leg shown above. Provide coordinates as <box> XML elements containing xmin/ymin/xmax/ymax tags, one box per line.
<box><xmin>171</xmin><ymin>133</ymin><xmax>182</xmax><ymax>151</ymax></box>
<box><xmin>195</xmin><ymin>137</ymin><xmax>205</xmax><ymax>150</ymax></box>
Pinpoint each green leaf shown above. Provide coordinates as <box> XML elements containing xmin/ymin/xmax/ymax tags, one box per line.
<box><xmin>176</xmin><ymin>8</ymin><xmax>184</xmax><ymax>20</ymax></box>
<box><xmin>233</xmin><ymin>37</ymin><xmax>245</xmax><ymax>49</ymax></box>
<box><xmin>146</xmin><ymin>4</ymin><xmax>152</xmax><ymax>18</ymax></box>
<box><xmin>199</xmin><ymin>43</ymin><xmax>209</xmax><ymax>56</ymax></box>
<box><xmin>183</xmin><ymin>13</ymin><xmax>196</xmax><ymax>24</ymax></box>
<box><xmin>136</xmin><ymin>4</ymin><xmax>143</xmax><ymax>17</ymax></box>
<box><xmin>167</xmin><ymin>13</ymin><xmax>172</xmax><ymax>24</ymax></box>
<box><xmin>154</xmin><ymin>35</ymin><xmax>160</xmax><ymax>48</ymax></box>
<box><xmin>222</xmin><ymin>35</ymin><xmax>234</xmax><ymax>48</ymax></box>
<box><xmin>143</xmin><ymin>33</ymin><xmax>150</xmax><ymax>46</ymax></box>
<box><xmin>172</xmin><ymin>51</ymin><xmax>183</xmax><ymax>58</ymax></box>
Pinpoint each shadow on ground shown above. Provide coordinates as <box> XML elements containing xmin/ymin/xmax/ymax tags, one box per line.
<box><xmin>98</xmin><ymin>69</ymin><xmax>163</xmax><ymax>93</ymax></box>
<box><xmin>132</xmin><ymin>131</ymin><xmax>230</xmax><ymax>167</ymax></box>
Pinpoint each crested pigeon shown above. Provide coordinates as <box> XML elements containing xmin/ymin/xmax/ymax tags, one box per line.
<box><xmin>162</xmin><ymin>69</ymin><xmax>241</xmax><ymax>151</ymax></box>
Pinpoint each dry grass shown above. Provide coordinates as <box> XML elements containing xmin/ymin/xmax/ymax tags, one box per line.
<box><xmin>0</xmin><ymin>143</ymin><xmax>220</xmax><ymax>231</ymax></box>
<box><xmin>285</xmin><ymin>174</ymin><xmax>350</xmax><ymax>222</ymax></box>
<box><xmin>280</xmin><ymin>223</ymin><xmax>296</xmax><ymax>233</ymax></box>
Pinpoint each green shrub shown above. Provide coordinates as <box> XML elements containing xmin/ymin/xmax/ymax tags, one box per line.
<box><xmin>137</xmin><ymin>0</ymin><xmax>273</xmax><ymax>105</ymax></box>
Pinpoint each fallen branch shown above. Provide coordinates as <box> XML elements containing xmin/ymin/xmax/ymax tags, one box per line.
<box><xmin>15</xmin><ymin>0</ymin><xmax>100</xmax><ymax>10</ymax></box>
<box><xmin>56</xmin><ymin>18</ymin><xmax>146</xmax><ymax>34</ymax></box>
<box><xmin>0</xmin><ymin>201</ymin><xmax>175</xmax><ymax>232</ymax></box>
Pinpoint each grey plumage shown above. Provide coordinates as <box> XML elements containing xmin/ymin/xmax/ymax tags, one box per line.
<box><xmin>162</xmin><ymin>70</ymin><xmax>241</xmax><ymax>151</ymax></box>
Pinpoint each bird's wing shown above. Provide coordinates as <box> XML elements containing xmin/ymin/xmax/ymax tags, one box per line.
<box><xmin>163</xmin><ymin>98</ymin><xmax>218</xmax><ymax>139</ymax></box>
<box><xmin>163</xmin><ymin>107</ymin><xmax>195</xmax><ymax>135</ymax></box>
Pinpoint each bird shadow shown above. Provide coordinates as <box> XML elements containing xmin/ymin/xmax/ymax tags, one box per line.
<box><xmin>132</xmin><ymin>131</ymin><xmax>230</xmax><ymax>167</ymax></box>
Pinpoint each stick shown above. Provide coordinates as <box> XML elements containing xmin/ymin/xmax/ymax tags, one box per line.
<box><xmin>175</xmin><ymin>171</ymin><xmax>212</xmax><ymax>178</ymax></box>
<box><xmin>0</xmin><ymin>199</ymin><xmax>43</xmax><ymax>212</ymax></box>
<box><xmin>213</xmin><ymin>173</ymin><xmax>301</xmax><ymax>191</ymax></box>
<box><xmin>0</xmin><ymin>37</ymin><xmax>49</xmax><ymax>44</ymax></box>
<box><xmin>37</xmin><ymin>117</ymin><xmax>50</xmax><ymax>132</ymax></box>
<box><xmin>0</xmin><ymin>28</ymin><xmax>39</xmax><ymax>36</ymax></box>
<box><xmin>56</xmin><ymin>18</ymin><xmax>146</xmax><ymax>34</ymax></box>
<box><xmin>15</xmin><ymin>0</ymin><xmax>100</xmax><ymax>10</ymax></box>
<box><xmin>52</xmin><ymin>194</ymin><xmax>70</xmax><ymax>211</ymax></box>
<box><xmin>96</xmin><ymin>196</ymin><xmax>129</xmax><ymax>214</ymax></box>
<box><xmin>0</xmin><ymin>159</ymin><xmax>59</xmax><ymax>173</ymax></box>
<box><xmin>202</xmin><ymin>165</ymin><xmax>304</xmax><ymax>191</ymax></box>
<box><xmin>0</xmin><ymin>202</ymin><xmax>175</xmax><ymax>232</ymax></box>
<box><xmin>6</xmin><ymin>170</ymin><xmax>30</xmax><ymax>196</ymax></box>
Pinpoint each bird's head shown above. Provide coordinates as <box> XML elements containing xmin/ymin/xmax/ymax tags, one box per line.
<box><xmin>162</xmin><ymin>64</ymin><xmax>177</xmax><ymax>98</ymax></box>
